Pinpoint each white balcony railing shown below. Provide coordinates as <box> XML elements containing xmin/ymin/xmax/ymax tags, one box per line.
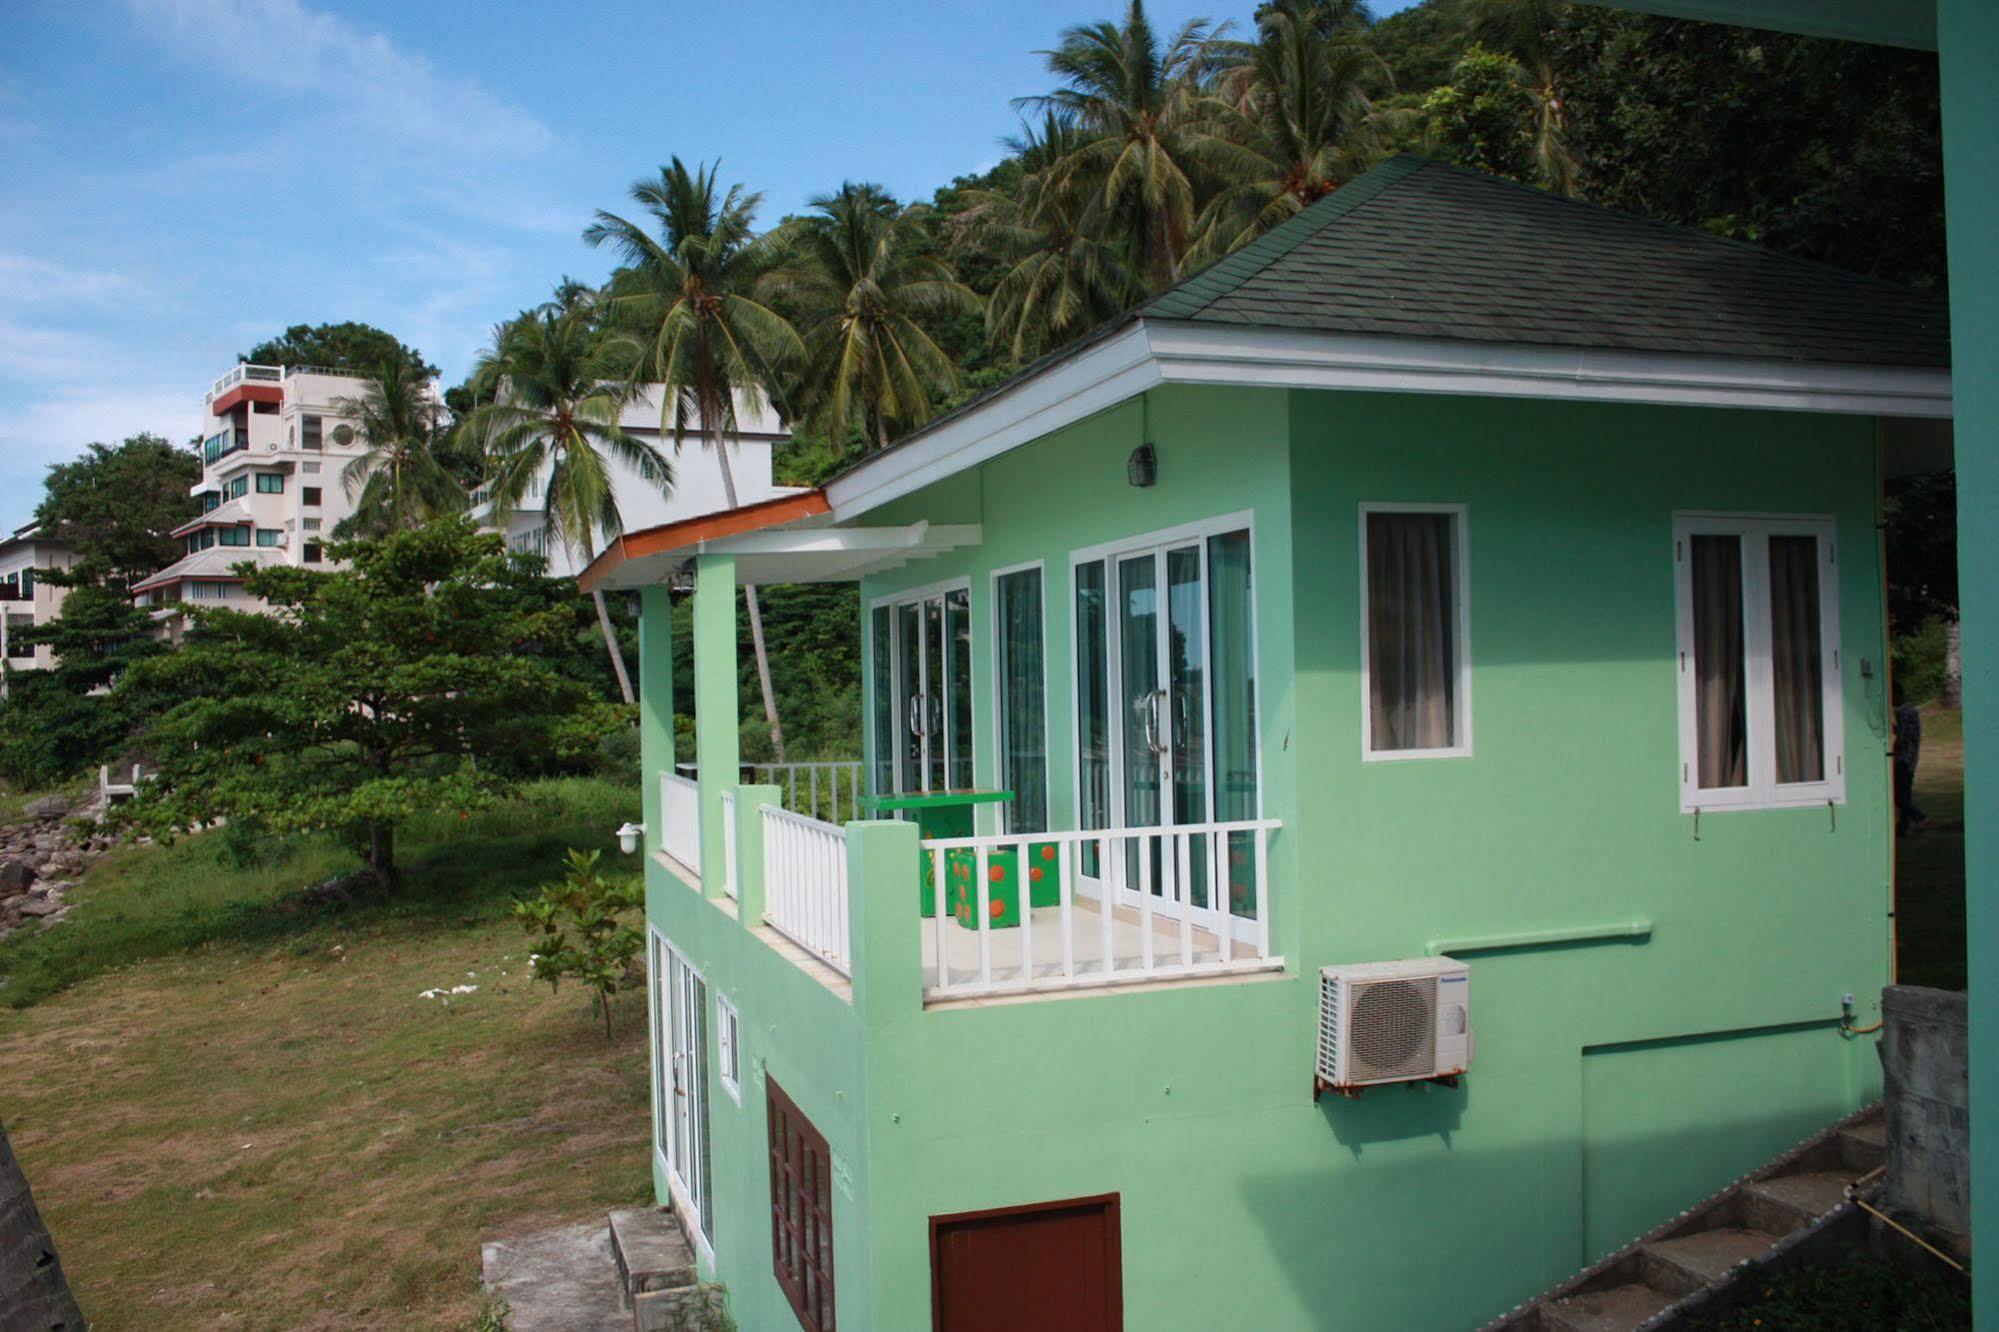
<box><xmin>762</xmin><ymin>806</ymin><xmax>850</xmax><ymax>977</ymax></box>
<box><xmin>920</xmin><ymin>819</ymin><xmax>1281</xmax><ymax>1001</ymax></box>
<box><xmin>208</xmin><ymin>363</ymin><xmax>284</xmax><ymax>400</ymax></box>
<box><xmin>719</xmin><ymin>790</ymin><xmax>738</xmax><ymax>900</ymax></box>
<box><xmin>752</xmin><ymin>761</ymin><xmax>865</xmax><ymax>823</ymax></box>
<box><xmin>659</xmin><ymin>771</ymin><xmax>702</xmax><ymax>873</ymax></box>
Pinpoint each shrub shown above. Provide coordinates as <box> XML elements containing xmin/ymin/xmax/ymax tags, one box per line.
<box><xmin>513</xmin><ymin>848</ymin><xmax>644</xmax><ymax>1037</ymax></box>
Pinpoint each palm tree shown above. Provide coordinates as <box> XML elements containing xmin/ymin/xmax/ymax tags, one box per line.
<box><xmin>585</xmin><ymin>159</ymin><xmax>804</xmax><ymax>760</ymax></box>
<box><xmin>1191</xmin><ymin>0</ymin><xmax>1404</xmax><ymax>260</ymax></box>
<box><xmin>334</xmin><ymin>358</ymin><xmax>459</xmax><ymax>536</ymax></box>
<box><xmin>465</xmin><ymin>310</ymin><xmax>671</xmax><ymax>705</ymax></box>
<box><xmin>1463</xmin><ymin>0</ymin><xmax>1578</xmax><ymax>195</ymax></box>
<box><xmin>951</xmin><ymin>115</ymin><xmax>1142</xmax><ymax>363</ymax></box>
<box><xmin>1016</xmin><ymin>0</ymin><xmax>1220</xmax><ymax>292</ymax></box>
<box><xmin>765</xmin><ymin>183</ymin><xmax>981</xmax><ymax>449</ymax></box>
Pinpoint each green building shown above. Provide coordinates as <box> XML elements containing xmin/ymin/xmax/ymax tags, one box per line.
<box><xmin>584</xmin><ymin>158</ymin><xmax>1950</xmax><ymax>1330</ymax></box>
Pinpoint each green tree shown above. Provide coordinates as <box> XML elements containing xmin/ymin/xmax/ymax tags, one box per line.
<box><xmin>33</xmin><ymin>434</ymin><xmax>201</xmax><ymax>592</ymax></box>
<box><xmin>119</xmin><ymin>520</ymin><xmax>602</xmax><ymax>887</ymax></box>
<box><xmin>1018</xmin><ymin>0</ymin><xmax>1220</xmax><ymax>292</ymax></box>
<box><xmin>950</xmin><ymin>115</ymin><xmax>1141</xmax><ymax>364</ymax></box>
<box><xmin>0</xmin><ymin>586</ymin><xmax>167</xmax><ymax>787</ymax></box>
<box><xmin>239</xmin><ymin>321</ymin><xmax>437</xmax><ymax>378</ymax></box>
<box><xmin>1421</xmin><ymin>44</ymin><xmax>1539</xmax><ymax>181</ymax></box>
<box><xmin>514</xmin><ymin>848</ymin><xmax>644</xmax><ymax>1037</ymax></box>
<box><xmin>466</xmin><ymin>309</ymin><xmax>674</xmax><ymax>704</ymax></box>
<box><xmin>586</xmin><ymin>158</ymin><xmax>805</xmax><ymax>760</ymax></box>
<box><xmin>766</xmin><ymin>182</ymin><xmax>981</xmax><ymax>449</ymax></box>
<box><xmin>334</xmin><ymin>359</ymin><xmax>461</xmax><ymax>536</ymax></box>
<box><xmin>1461</xmin><ymin>0</ymin><xmax>1578</xmax><ymax>194</ymax></box>
<box><xmin>1194</xmin><ymin>0</ymin><xmax>1403</xmax><ymax>259</ymax></box>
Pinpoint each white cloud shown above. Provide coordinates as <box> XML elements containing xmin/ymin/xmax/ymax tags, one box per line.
<box><xmin>130</xmin><ymin>0</ymin><xmax>553</xmax><ymax>159</ymax></box>
<box><xmin>0</xmin><ymin>384</ymin><xmax>200</xmax><ymax>530</ymax></box>
<box><xmin>0</xmin><ymin>253</ymin><xmax>132</xmax><ymax>307</ymax></box>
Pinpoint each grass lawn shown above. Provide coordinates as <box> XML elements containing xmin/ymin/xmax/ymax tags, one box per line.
<box><xmin>1896</xmin><ymin>705</ymin><xmax>1966</xmax><ymax>992</ymax></box>
<box><xmin>0</xmin><ymin>778</ymin><xmax>652</xmax><ymax>1330</ymax></box>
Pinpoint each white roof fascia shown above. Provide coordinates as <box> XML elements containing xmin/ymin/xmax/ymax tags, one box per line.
<box><xmin>1145</xmin><ymin>321</ymin><xmax>1955</xmax><ymax>421</ymax></box>
<box><xmin>820</xmin><ymin>317</ymin><xmax>1952</xmax><ymax>523</ymax></box>
<box><xmin>825</xmin><ymin>323</ymin><xmax>1158</xmax><ymax>522</ymax></box>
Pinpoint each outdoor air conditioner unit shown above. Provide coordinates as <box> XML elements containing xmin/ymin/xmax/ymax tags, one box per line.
<box><xmin>1316</xmin><ymin>956</ymin><xmax>1471</xmax><ymax>1096</ymax></box>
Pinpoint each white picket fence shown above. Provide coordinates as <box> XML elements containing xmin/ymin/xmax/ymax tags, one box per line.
<box><xmin>659</xmin><ymin>771</ymin><xmax>702</xmax><ymax>873</ymax></box>
<box><xmin>919</xmin><ymin>819</ymin><xmax>1281</xmax><ymax>1000</ymax></box>
<box><xmin>761</xmin><ymin>806</ymin><xmax>851</xmax><ymax>977</ymax></box>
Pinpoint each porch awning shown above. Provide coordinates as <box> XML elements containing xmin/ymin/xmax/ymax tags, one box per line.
<box><xmin>578</xmin><ymin>489</ymin><xmax>980</xmax><ymax>591</ymax></box>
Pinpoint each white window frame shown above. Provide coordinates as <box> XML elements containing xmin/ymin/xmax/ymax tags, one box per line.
<box><xmin>990</xmin><ymin>558</ymin><xmax>1052</xmax><ymax>835</ymax></box>
<box><xmin>645</xmin><ymin>925</ymin><xmax>716</xmax><ymax>1264</ymax></box>
<box><xmin>1067</xmin><ymin>507</ymin><xmax>1267</xmax><ymax>840</ymax></box>
<box><xmin>1359</xmin><ymin>502</ymin><xmax>1473</xmax><ymax>761</ymax></box>
<box><xmin>865</xmin><ymin>574</ymin><xmax>977</xmax><ymax>805</ymax></box>
<box><xmin>1673</xmin><ymin>511</ymin><xmax>1845</xmax><ymax>813</ymax></box>
<box><xmin>716</xmin><ymin>993</ymin><xmax>742</xmax><ymax>1105</ymax></box>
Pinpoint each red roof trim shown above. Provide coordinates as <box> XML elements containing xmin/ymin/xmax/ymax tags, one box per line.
<box><xmin>576</xmin><ymin>490</ymin><xmax>831</xmax><ymax>593</ymax></box>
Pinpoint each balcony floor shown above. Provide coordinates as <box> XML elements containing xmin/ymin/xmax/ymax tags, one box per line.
<box><xmin>921</xmin><ymin>894</ymin><xmax>1271</xmax><ymax>999</ymax></box>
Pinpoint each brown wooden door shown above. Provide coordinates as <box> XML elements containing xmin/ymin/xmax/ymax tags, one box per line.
<box><xmin>930</xmin><ymin>1194</ymin><xmax>1122</xmax><ymax>1332</ymax></box>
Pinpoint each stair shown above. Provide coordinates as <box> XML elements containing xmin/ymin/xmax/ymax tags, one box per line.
<box><xmin>1482</xmin><ymin>1103</ymin><xmax>1886</xmax><ymax>1332</ymax></box>
<box><xmin>608</xmin><ymin>1206</ymin><xmax>728</xmax><ymax>1331</ymax></box>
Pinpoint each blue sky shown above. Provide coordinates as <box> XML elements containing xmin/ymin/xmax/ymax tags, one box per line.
<box><xmin>0</xmin><ymin>0</ymin><xmax>1419</xmax><ymax>533</ymax></box>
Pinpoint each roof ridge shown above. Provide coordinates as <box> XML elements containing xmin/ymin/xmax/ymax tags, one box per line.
<box><xmin>1144</xmin><ymin>154</ymin><xmax>1432</xmax><ymax>321</ymax></box>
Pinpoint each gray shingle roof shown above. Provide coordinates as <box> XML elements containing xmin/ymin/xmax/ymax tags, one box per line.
<box><xmin>1145</xmin><ymin>156</ymin><xmax>1949</xmax><ymax>369</ymax></box>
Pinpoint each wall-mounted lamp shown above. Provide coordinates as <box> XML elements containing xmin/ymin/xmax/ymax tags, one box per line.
<box><xmin>615</xmin><ymin>821</ymin><xmax>646</xmax><ymax>855</ymax></box>
<box><xmin>1127</xmin><ymin>443</ymin><xmax>1158</xmax><ymax>488</ymax></box>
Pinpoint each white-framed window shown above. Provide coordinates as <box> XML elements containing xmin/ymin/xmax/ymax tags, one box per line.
<box><xmin>1674</xmin><ymin>512</ymin><xmax>1844</xmax><ymax>812</ymax></box>
<box><xmin>716</xmin><ymin>994</ymin><xmax>741</xmax><ymax>1104</ymax></box>
<box><xmin>1360</xmin><ymin>503</ymin><xmax>1471</xmax><ymax>759</ymax></box>
<box><xmin>992</xmin><ymin>560</ymin><xmax>1049</xmax><ymax>834</ymax></box>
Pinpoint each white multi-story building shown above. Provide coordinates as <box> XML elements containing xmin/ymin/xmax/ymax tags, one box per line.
<box><xmin>132</xmin><ymin>363</ymin><xmax>390</xmax><ymax>616</ymax></box>
<box><xmin>0</xmin><ymin>523</ymin><xmax>77</xmax><ymax>683</ymax></box>
<box><xmin>473</xmin><ymin>387</ymin><xmax>798</xmax><ymax>579</ymax></box>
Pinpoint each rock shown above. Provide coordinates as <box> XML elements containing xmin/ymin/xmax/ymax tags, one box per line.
<box><xmin>17</xmin><ymin>895</ymin><xmax>62</xmax><ymax>918</ymax></box>
<box><xmin>22</xmin><ymin>796</ymin><xmax>70</xmax><ymax>820</ymax></box>
<box><xmin>0</xmin><ymin>860</ymin><xmax>33</xmax><ymax>895</ymax></box>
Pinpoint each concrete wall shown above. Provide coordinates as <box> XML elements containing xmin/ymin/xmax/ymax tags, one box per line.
<box><xmin>1881</xmin><ymin>985</ymin><xmax>1971</xmax><ymax>1243</ymax></box>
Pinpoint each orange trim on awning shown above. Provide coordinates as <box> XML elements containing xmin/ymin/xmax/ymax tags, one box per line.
<box><xmin>211</xmin><ymin>384</ymin><xmax>282</xmax><ymax>415</ymax></box>
<box><xmin>576</xmin><ymin>489</ymin><xmax>831</xmax><ymax>594</ymax></box>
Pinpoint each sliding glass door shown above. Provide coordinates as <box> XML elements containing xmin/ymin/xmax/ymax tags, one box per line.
<box><xmin>1075</xmin><ymin>520</ymin><xmax>1259</xmax><ymax>939</ymax></box>
<box><xmin>876</xmin><ymin>584</ymin><xmax>973</xmax><ymax>795</ymax></box>
<box><xmin>651</xmin><ymin>933</ymin><xmax>712</xmax><ymax>1245</ymax></box>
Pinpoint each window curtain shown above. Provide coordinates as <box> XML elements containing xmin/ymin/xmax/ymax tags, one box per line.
<box><xmin>1691</xmin><ymin>535</ymin><xmax>1748</xmax><ymax>789</ymax></box>
<box><xmin>1075</xmin><ymin>561</ymin><xmax>1109</xmax><ymax>876</ymax></box>
<box><xmin>1768</xmin><ymin>535</ymin><xmax>1826</xmax><ymax>784</ymax></box>
<box><xmin>1366</xmin><ymin>512</ymin><xmax>1458</xmax><ymax>751</ymax></box>
<box><xmin>997</xmin><ymin>568</ymin><xmax>1048</xmax><ymax>833</ymax></box>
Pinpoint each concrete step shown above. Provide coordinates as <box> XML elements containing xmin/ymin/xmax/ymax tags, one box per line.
<box><xmin>1639</xmin><ymin>1227</ymin><xmax>1782</xmax><ymax>1297</ymax></box>
<box><xmin>1537</xmin><ymin>1281</ymin><xmax>1677</xmax><ymax>1332</ymax></box>
<box><xmin>1741</xmin><ymin>1169</ymin><xmax>1855</xmax><ymax>1234</ymax></box>
<box><xmin>608</xmin><ymin>1207</ymin><xmax>697</xmax><ymax>1306</ymax></box>
<box><xmin>1838</xmin><ymin>1118</ymin><xmax>1888</xmax><ymax>1172</ymax></box>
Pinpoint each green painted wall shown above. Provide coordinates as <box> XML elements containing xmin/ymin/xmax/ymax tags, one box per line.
<box><xmin>649</xmin><ymin>383</ymin><xmax>1892</xmax><ymax>1329</ymax></box>
<box><xmin>1936</xmin><ymin>0</ymin><xmax>1997</xmax><ymax>1312</ymax></box>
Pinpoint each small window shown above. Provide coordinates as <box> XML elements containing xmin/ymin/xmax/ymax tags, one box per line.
<box><xmin>303</xmin><ymin>542</ymin><xmax>323</xmax><ymax>565</ymax></box>
<box><xmin>301</xmin><ymin>415</ymin><xmax>323</xmax><ymax>450</ymax></box>
<box><xmin>716</xmin><ymin>996</ymin><xmax>741</xmax><ymax>1104</ymax></box>
<box><xmin>302</xmin><ymin>462</ymin><xmax>321</xmax><ymax>475</ymax></box>
<box><xmin>228</xmin><ymin>476</ymin><xmax>249</xmax><ymax>500</ymax></box>
<box><xmin>995</xmin><ymin>564</ymin><xmax>1048</xmax><ymax>833</ymax></box>
<box><xmin>302</xmin><ymin>486</ymin><xmax>322</xmax><ymax>506</ymax></box>
<box><xmin>218</xmin><ymin>526</ymin><xmax>250</xmax><ymax>547</ymax></box>
<box><xmin>201</xmin><ymin>491</ymin><xmax>221</xmax><ymax>512</ymax></box>
<box><xmin>768</xmin><ymin>1079</ymin><xmax>835</xmax><ymax>1332</ymax></box>
<box><xmin>255</xmin><ymin>529</ymin><xmax>281</xmax><ymax>547</ymax></box>
<box><xmin>1675</xmin><ymin>514</ymin><xmax>1843</xmax><ymax>811</ymax></box>
<box><xmin>304</xmin><ymin>518</ymin><xmax>322</xmax><ymax>531</ymax></box>
<box><xmin>1361</xmin><ymin>505</ymin><xmax>1470</xmax><ymax>758</ymax></box>
<box><xmin>256</xmin><ymin>473</ymin><xmax>284</xmax><ymax>494</ymax></box>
